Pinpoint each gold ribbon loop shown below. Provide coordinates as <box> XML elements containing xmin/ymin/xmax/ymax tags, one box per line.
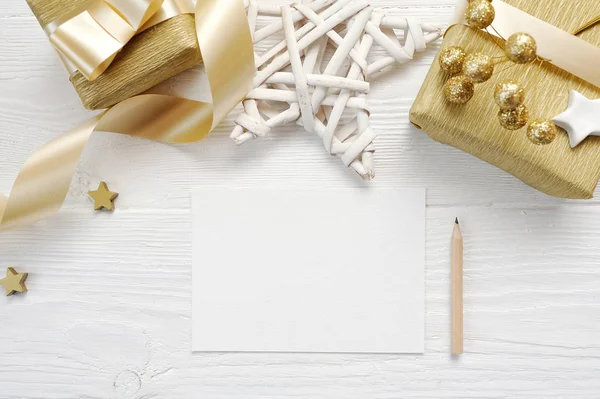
<box><xmin>106</xmin><ymin>0</ymin><xmax>162</xmax><ymax>27</ymax></box>
<box><xmin>141</xmin><ymin>0</ymin><xmax>195</xmax><ymax>31</ymax></box>
<box><xmin>0</xmin><ymin>0</ymin><xmax>254</xmax><ymax>230</ymax></box>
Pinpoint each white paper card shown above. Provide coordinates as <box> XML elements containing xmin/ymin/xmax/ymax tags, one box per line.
<box><xmin>192</xmin><ymin>188</ymin><xmax>425</xmax><ymax>353</ymax></box>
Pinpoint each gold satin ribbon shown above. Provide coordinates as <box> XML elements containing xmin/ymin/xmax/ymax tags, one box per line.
<box><xmin>140</xmin><ymin>0</ymin><xmax>196</xmax><ymax>32</ymax></box>
<box><xmin>0</xmin><ymin>0</ymin><xmax>254</xmax><ymax>230</ymax></box>
<box><xmin>451</xmin><ymin>0</ymin><xmax>600</xmax><ymax>89</ymax></box>
<box><xmin>47</xmin><ymin>0</ymin><xmax>164</xmax><ymax>80</ymax></box>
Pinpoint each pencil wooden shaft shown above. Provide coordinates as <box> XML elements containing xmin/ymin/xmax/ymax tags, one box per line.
<box><xmin>451</xmin><ymin>223</ymin><xmax>464</xmax><ymax>355</ymax></box>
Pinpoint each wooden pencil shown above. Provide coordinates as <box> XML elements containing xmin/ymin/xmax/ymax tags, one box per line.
<box><xmin>451</xmin><ymin>217</ymin><xmax>464</xmax><ymax>355</ymax></box>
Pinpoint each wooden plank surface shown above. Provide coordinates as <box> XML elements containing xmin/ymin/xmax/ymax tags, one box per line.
<box><xmin>1</xmin><ymin>0</ymin><xmax>600</xmax><ymax>397</ymax></box>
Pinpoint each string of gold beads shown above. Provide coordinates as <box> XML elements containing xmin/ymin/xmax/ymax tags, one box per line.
<box><xmin>439</xmin><ymin>48</ymin><xmax>495</xmax><ymax>104</ymax></box>
<box><xmin>439</xmin><ymin>0</ymin><xmax>558</xmax><ymax>145</ymax></box>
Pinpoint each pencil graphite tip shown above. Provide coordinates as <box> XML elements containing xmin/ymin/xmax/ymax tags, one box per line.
<box><xmin>455</xmin><ymin>217</ymin><xmax>459</xmax><ymax>225</ymax></box>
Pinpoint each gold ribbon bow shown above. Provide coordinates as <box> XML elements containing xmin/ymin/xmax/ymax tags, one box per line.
<box><xmin>46</xmin><ymin>0</ymin><xmax>165</xmax><ymax>80</ymax></box>
<box><xmin>0</xmin><ymin>0</ymin><xmax>254</xmax><ymax>230</ymax></box>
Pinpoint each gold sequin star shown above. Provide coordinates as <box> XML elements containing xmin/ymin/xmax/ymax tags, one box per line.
<box><xmin>88</xmin><ymin>181</ymin><xmax>119</xmax><ymax>211</ymax></box>
<box><xmin>0</xmin><ymin>267</ymin><xmax>28</xmax><ymax>296</ymax></box>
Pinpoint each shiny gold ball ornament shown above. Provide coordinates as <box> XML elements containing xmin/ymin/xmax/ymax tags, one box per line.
<box><xmin>505</xmin><ymin>32</ymin><xmax>537</xmax><ymax>64</ymax></box>
<box><xmin>439</xmin><ymin>46</ymin><xmax>467</xmax><ymax>75</ymax></box>
<box><xmin>465</xmin><ymin>0</ymin><xmax>495</xmax><ymax>29</ymax></box>
<box><xmin>494</xmin><ymin>81</ymin><xmax>525</xmax><ymax>110</ymax></box>
<box><xmin>463</xmin><ymin>53</ymin><xmax>494</xmax><ymax>83</ymax></box>
<box><xmin>527</xmin><ymin>119</ymin><xmax>557</xmax><ymax>145</ymax></box>
<box><xmin>444</xmin><ymin>75</ymin><xmax>475</xmax><ymax>104</ymax></box>
<box><xmin>498</xmin><ymin>104</ymin><xmax>529</xmax><ymax>130</ymax></box>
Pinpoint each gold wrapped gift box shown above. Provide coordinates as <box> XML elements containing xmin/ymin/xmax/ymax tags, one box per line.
<box><xmin>26</xmin><ymin>0</ymin><xmax>203</xmax><ymax>110</ymax></box>
<box><xmin>410</xmin><ymin>0</ymin><xmax>600</xmax><ymax>199</ymax></box>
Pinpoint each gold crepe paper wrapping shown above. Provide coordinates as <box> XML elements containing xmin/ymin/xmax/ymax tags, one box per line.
<box><xmin>26</xmin><ymin>0</ymin><xmax>202</xmax><ymax>110</ymax></box>
<box><xmin>410</xmin><ymin>0</ymin><xmax>600</xmax><ymax>199</ymax></box>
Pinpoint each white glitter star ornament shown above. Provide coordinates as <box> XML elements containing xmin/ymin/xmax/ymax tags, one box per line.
<box><xmin>232</xmin><ymin>0</ymin><xmax>442</xmax><ymax>179</ymax></box>
<box><xmin>553</xmin><ymin>90</ymin><xmax>600</xmax><ymax>148</ymax></box>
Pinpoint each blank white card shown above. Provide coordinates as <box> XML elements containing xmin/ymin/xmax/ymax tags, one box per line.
<box><xmin>192</xmin><ymin>188</ymin><xmax>425</xmax><ymax>353</ymax></box>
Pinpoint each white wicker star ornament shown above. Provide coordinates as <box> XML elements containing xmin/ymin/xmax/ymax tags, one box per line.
<box><xmin>232</xmin><ymin>0</ymin><xmax>443</xmax><ymax>179</ymax></box>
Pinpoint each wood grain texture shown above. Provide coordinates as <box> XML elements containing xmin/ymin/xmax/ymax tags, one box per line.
<box><xmin>1</xmin><ymin>0</ymin><xmax>600</xmax><ymax>397</ymax></box>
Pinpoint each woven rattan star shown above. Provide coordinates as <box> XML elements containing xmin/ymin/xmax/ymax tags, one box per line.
<box><xmin>231</xmin><ymin>0</ymin><xmax>442</xmax><ymax>179</ymax></box>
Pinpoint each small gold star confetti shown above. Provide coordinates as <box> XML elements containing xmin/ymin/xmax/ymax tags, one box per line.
<box><xmin>88</xmin><ymin>181</ymin><xmax>119</xmax><ymax>211</ymax></box>
<box><xmin>0</xmin><ymin>267</ymin><xmax>28</xmax><ymax>296</ymax></box>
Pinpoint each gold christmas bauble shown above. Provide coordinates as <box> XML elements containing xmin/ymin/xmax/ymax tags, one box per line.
<box><xmin>498</xmin><ymin>104</ymin><xmax>528</xmax><ymax>130</ymax></box>
<box><xmin>527</xmin><ymin>119</ymin><xmax>557</xmax><ymax>145</ymax></box>
<box><xmin>439</xmin><ymin>46</ymin><xmax>467</xmax><ymax>75</ymax></box>
<box><xmin>465</xmin><ymin>0</ymin><xmax>495</xmax><ymax>29</ymax></box>
<box><xmin>494</xmin><ymin>81</ymin><xmax>525</xmax><ymax>110</ymax></box>
<box><xmin>463</xmin><ymin>53</ymin><xmax>494</xmax><ymax>83</ymax></box>
<box><xmin>505</xmin><ymin>32</ymin><xmax>537</xmax><ymax>64</ymax></box>
<box><xmin>444</xmin><ymin>75</ymin><xmax>475</xmax><ymax>104</ymax></box>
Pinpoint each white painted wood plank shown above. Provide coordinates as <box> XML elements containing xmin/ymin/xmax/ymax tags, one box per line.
<box><xmin>2</xmin><ymin>0</ymin><xmax>600</xmax><ymax>397</ymax></box>
<box><xmin>2</xmin><ymin>62</ymin><xmax>597</xmax><ymax>208</ymax></box>
<box><xmin>0</xmin><ymin>207</ymin><xmax>599</xmax><ymax>397</ymax></box>
<box><xmin>3</xmin><ymin>2</ymin><xmax>594</xmax><ymax>207</ymax></box>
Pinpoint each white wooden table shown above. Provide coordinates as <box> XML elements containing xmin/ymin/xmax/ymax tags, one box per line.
<box><xmin>2</xmin><ymin>1</ymin><xmax>600</xmax><ymax>397</ymax></box>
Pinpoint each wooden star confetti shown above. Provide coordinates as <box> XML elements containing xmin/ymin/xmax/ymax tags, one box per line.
<box><xmin>552</xmin><ymin>90</ymin><xmax>600</xmax><ymax>148</ymax></box>
<box><xmin>231</xmin><ymin>0</ymin><xmax>442</xmax><ymax>179</ymax></box>
<box><xmin>0</xmin><ymin>267</ymin><xmax>28</xmax><ymax>296</ymax></box>
<box><xmin>88</xmin><ymin>181</ymin><xmax>119</xmax><ymax>211</ymax></box>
